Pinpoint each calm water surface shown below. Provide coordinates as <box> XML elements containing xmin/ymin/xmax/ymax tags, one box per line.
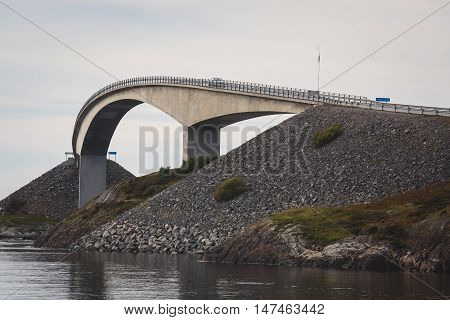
<box><xmin>0</xmin><ymin>240</ymin><xmax>448</xmax><ymax>299</ymax></box>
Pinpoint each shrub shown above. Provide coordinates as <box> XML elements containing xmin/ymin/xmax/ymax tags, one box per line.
<box><xmin>159</xmin><ymin>166</ymin><xmax>171</xmax><ymax>175</ymax></box>
<box><xmin>313</xmin><ymin>124</ymin><xmax>342</xmax><ymax>147</ymax></box>
<box><xmin>5</xmin><ymin>197</ymin><xmax>26</xmax><ymax>213</ymax></box>
<box><xmin>213</xmin><ymin>176</ymin><xmax>246</xmax><ymax>201</ymax></box>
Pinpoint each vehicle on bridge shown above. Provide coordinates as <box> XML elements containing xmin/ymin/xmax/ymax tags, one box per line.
<box><xmin>210</xmin><ymin>77</ymin><xmax>225</xmax><ymax>88</ymax></box>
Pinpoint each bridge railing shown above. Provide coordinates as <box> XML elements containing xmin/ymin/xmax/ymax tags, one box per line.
<box><xmin>79</xmin><ymin>76</ymin><xmax>450</xmax><ymax>119</ymax></box>
<box><xmin>81</xmin><ymin>76</ymin><xmax>370</xmax><ymax>112</ymax></box>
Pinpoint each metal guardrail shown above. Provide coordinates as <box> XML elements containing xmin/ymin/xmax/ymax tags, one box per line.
<box><xmin>78</xmin><ymin>76</ymin><xmax>450</xmax><ymax>119</ymax></box>
<box><xmin>363</xmin><ymin>101</ymin><xmax>450</xmax><ymax>116</ymax></box>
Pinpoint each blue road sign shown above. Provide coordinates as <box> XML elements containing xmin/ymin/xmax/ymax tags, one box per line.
<box><xmin>376</xmin><ymin>97</ymin><xmax>390</xmax><ymax>103</ymax></box>
<box><xmin>108</xmin><ymin>151</ymin><xmax>117</xmax><ymax>155</ymax></box>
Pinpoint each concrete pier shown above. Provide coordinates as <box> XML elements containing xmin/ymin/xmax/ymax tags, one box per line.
<box><xmin>186</xmin><ymin>123</ymin><xmax>221</xmax><ymax>160</ymax></box>
<box><xmin>78</xmin><ymin>154</ymin><xmax>106</xmax><ymax>207</ymax></box>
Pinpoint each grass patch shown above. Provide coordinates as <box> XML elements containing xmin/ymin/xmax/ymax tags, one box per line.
<box><xmin>0</xmin><ymin>213</ymin><xmax>55</xmax><ymax>227</ymax></box>
<box><xmin>213</xmin><ymin>176</ymin><xmax>246</xmax><ymax>201</ymax></box>
<box><xmin>312</xmin><ymin>123</ymin><xmax>342</xmax><ymax>147</ymax></box>
<box><xmin>272</xmin><ymin>207</ymin><xmax>352</xmax><ymax>244</ymax></box>
<box><xmin>1</xmin><ymin>198</ymin><xmax>54</xmax><ymax>228</ymax></box>
<box><xmin>271</xmin><ymin>181</ymin><xmax>450</xmax><ymax>248</ymax></box>
<box><xmin>119</xmin><ymin>170</ymin><xmax>180</xmax><ymax>201</ymax></box>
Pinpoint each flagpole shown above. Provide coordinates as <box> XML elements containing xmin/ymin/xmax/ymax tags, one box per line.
<box><xmin>317</xmin><ymin>49</ymin><xmax>320</xmax><ymax>92</ymax></box>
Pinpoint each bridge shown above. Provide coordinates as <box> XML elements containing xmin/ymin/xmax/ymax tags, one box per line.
<box><xmin>73</xmin><ymin>76</ymin><xmax>450</xmax><ymax>207</ymax></box>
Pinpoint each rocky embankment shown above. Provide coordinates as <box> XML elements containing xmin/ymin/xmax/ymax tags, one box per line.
<box><xmin>115</xmin><ymin>106</ymin><xmax>450</xmax><ymax>233</ymax></box>
<box><xmin>70</xmin><ymin>181</ymin><xmax>449</xmax><ymax>272</ymax></box>
<box><xmin>37</xmin><ymin>107</ymin><xmax>449</xmax><ymax>272</ymax></box>
<box><xmin>71</xmin><ymin>219</ymin><xmax>448</xmax><ymax>272</ymax></box>
<box><xmin>203</xmin><ymin>181</ymin><xmax>449</xmax><ymax>273</ymax></box>
<box><xmin>35</xmin><ymin>171</ymin><xmax>183</xmax><ymax>248</ymax></box>
<box><xmin>71</xmin><ymin>221</ymin><xmax>239</xmax><ymax>254</ymax></box>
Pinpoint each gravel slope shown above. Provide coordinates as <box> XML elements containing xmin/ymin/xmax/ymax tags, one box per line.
<box><xmin>118</xmin><ymin>106</ymin><xmax>450</xmax><ymax>231</ymax></box>
<box><xmin>0</xmin><ymin>159</ymin><xmax>134</xmax><ymax>220</ymax></box>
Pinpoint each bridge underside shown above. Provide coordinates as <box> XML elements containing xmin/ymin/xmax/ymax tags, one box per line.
<box><xmin>78</xmin><ymin>100</ymin><xmax>292</xmax><ymax>206</ymax></box>
<box><xmin>185</xmin><ymin>111</ymin><xmax>285</xmax><ymax>159</ymax></box>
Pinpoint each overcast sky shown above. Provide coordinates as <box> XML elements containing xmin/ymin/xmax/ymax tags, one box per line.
<box><xmin>0</xmin><ymin>0</ymin><xmax>449</xmax><ymax>199</ymax></box>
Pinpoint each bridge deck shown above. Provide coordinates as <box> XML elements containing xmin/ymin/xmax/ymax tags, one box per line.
<box><xmin>78</xmin><ymin>76</ymin><xmax>450</xmax><ymax>121</ymax></box>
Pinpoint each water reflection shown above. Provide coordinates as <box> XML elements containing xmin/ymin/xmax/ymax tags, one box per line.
<box><xmin>0</xmin><ymin>240</ymin><xmax>448</xmax><ymax>299</ymax></box>
<box><xmin>67</xmin><ymin>253</ymin><xmax>106</xmax><ymax>299</ymax></box>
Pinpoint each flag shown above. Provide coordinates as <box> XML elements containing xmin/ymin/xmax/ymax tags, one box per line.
<box><xmin>318</xmin><ymin>51</ymin><xmax>320</xmax><ymax>63</ymax></box>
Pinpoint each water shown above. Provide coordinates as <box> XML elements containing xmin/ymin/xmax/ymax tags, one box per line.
<box><xmin>0</xmin><ymin>240</ymin><xmax>448</xmax><ymax>299</ymax></box>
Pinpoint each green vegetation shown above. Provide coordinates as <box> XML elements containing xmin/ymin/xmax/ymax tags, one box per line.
<box><xmin>312</xmin><ymin>123</ymin><xmax>342</xmax><ymax>147</ymax></box>
<box><xmin>213</xmin><ymin>176</ymin><xmax>246</xmax><ymax>201</ymax></box>
<box><xmin>271</xmin><ymin>181</ymin><xmax>450</xmax><ymax>248</ymax></box>
<box><xmin>0</xmin><ymin>212</ymin><xmax>54</xmax><ymax>227</ymax></box>
<box><xmin>66</xmin><ymin>170</ymin><xmax>182</xmax><ymax>228</ymax></box>
<box><xmin>159</xmin><ymin>166</ymin><xmax>171</xmax><ymax>175</ymax></box>
<box><xmin>0</xmin><ymin>197</ymin><xmax>55</xmax><ymax>228</ymax></box>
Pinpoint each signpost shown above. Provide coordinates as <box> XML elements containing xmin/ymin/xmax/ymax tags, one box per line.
<box><xmin>108</xmin><ymin>151</ymin><xmax>117</xmax><ymax>162</ymax></box>
<box><xmin>65</xmin><ymin>152</ymin><xmax>74</xmax><ymax>160</ymax></box>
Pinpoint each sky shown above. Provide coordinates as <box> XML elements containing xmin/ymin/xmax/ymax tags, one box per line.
<box><xmin>0</xmin><ymin>0</ymin><xmax>449</xmax><ymax>199</ymax></box>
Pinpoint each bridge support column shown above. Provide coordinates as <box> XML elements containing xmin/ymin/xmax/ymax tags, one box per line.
<box><xmin>78</xmin><ymin>154</ymin><xmax>106</xmax><ymax>208</ymax></box>
<box><xmin>184</xmin><ymin>123</ymin><xmax>220</xmax><ymax>161</ymax></box>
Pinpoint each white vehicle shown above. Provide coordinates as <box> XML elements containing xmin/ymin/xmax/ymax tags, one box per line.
<box><xmin>210</xmin><ymin>77</ymin><xmax>225</xmax><ymax>88</ymax></box>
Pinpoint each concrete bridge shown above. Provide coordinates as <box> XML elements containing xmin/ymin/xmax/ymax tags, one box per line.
<box><xmin>73</xmin><ymin>76</ymin><xmax>450</xmax><ymax>207</ymax></box>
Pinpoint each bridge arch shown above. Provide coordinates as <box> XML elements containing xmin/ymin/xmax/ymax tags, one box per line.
<box><xmin>73</xmin><ymin>77</ymin><xmax>316</xmax><ymax>206</ymax></box>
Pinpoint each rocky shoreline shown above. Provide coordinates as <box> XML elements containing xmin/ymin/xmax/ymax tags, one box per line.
<box><xmin>205</xmin><ymin>219</ymin><xmax>448</xmax><ymax>273</ymax></box>
<box><xmin>69</xmin><ymin>220</ymin><xmax>240</xmax><ymax>255</ymax></box>
<box><xmin>0</xmin><ymin>225</ymin><xmax>53</xmax><ymax>240</ymax></box>
<box><xmin>64</xmin><ymin>213</ymin><xmax>448</xmax><ymax>273</ymax></box>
